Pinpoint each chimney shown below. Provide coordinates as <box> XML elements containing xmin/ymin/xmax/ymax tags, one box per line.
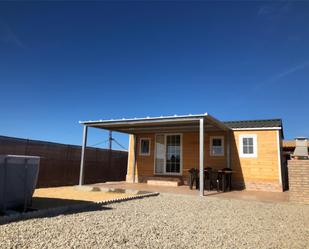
<box><xmin>292</xmin><ymin>137</ymin><xmax>309</xmax><ymax>160</ymax></box>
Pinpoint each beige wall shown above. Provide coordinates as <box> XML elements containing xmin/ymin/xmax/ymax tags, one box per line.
<box><xmin>126</xmin><ymin>129</ymin><xmax>282</xmax><ymax>191</ymax></box>
<box><xmin>231</xmin><ymin>130</ymin><xmax>282</xmax><ymax>191</ymax></box>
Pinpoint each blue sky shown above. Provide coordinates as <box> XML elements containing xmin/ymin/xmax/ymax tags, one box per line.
<box><xmin>0</xmin><ymin>1</ymin><xmax>309</xmax><ymax>150</ymax></box>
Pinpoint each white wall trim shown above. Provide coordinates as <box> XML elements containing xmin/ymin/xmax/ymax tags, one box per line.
<box><xmin>277</xmin><ymin>130</ymin><xmax>282</xmax><ymax>185</ymax></box>
<box><xmin>209</xmin><ymin>136</ymin><xmax>224</xmax><ymax>156</ymax></box>
<box><xmin>226</xmin><ymin>131</ymin><xmax>231</xmax><ymax>168</ymax></box>
<box><xmin>232</xmin><ymin>127</ymin><xmax>281</xmax><ymax>131</ymax></box>
<box><xmin>239</xmin><ymin>134</ymin><xmax>258</xmax><ymax>158</ymax></box>
<box><xmin>139</xmin><ymin>137</ymin><xmax>151</xmax><ymax>156</ymax></box>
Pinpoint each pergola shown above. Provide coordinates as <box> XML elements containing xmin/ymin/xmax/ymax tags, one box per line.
<box><xmin>78</xmin><ymin>113</ymin><xmax>231</xmax><ymax>196</ymax></box>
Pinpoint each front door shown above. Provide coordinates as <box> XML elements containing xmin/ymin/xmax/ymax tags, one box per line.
<box><xmin>155</xmin><ymin>134</ymin><xmax>182</xmax><ymax>175</ymax></box>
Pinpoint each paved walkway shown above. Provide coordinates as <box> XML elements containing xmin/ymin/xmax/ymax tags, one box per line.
<box><xmin>92</xmin><ymin>182</ymin><xmax>289</xmax><ymax>203</ymax></box>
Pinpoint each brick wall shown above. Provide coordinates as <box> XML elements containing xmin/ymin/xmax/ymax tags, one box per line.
<box><xmin>288</xmin><ymin>160</ymin><xmax>309</xmax><ymax>204</ymax></box>
<box><xmin>0</xmin><ymin>136</ymin><xmax>128</xmax><ymax>188</ymax></box>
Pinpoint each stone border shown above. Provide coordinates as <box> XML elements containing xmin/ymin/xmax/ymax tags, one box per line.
<box><xmin>0</xmin><ymin>192</ymin><xmax>159</xmax><ymax>225</ymax></box>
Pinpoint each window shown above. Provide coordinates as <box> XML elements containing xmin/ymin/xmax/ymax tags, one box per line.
<box><xmin>166</xmin><ymin>135</ymin><xmax>181</xmax><ymax>173</ymax></box>
<box><xmin>210</xmin><ymin>136</ymin><xmax>224</xmax><ymax>156</ymax></box>
<box><xmin>139</xmin><ymin>138</ymin><xmax>150</xmax><ymax>156</ymax></box>
<box><xmin>155</xmin><ymin>135</ymin><xmax>165</xmax><ymax>174</ymax></box>
<box><xmin>239</xmin><ymin>134</ymin><xmax>257</xmax><ymax>158</ymax></box>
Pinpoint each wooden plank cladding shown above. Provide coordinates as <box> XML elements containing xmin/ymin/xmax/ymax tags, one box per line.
<box><xmin>126</xmin><ymin>129</ymin><xmax>282</xmax><ymax>192</ymax></box>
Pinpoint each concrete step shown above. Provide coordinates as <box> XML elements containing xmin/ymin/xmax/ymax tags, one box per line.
<box><xmin>147</xmin><ymin>179</ymin><xmax>182</xmax><ymax>187</ymax></box>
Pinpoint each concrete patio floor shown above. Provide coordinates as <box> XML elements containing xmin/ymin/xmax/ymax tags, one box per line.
<box><xmin>31</xmin><ymin>186</ymin><xmax>137</xmax><ymax>210</ymax></box>
<box><xmin>91</xmin><ymin>181</ymin><xmax>289</xmax><ymax>203</ymax></box>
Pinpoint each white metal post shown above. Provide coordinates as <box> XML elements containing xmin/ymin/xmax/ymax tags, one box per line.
<box><xmin>79</xmin><ymin>125</ymin><xmax>88</xmax><ymax>186</ymax></box>
<box><xmin>199</xmin><ymin>118</ymin><xmax>204</xmax><ymax>196</ymax></box>
<box><xmin>227</xmin><ymin>131</ymin><xmax>231</xmax><ymax>168</ymax></box>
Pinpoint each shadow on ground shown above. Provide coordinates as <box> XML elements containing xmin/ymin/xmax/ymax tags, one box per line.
<box><xmin>0</xmin><ymin>197</ymin><xmax>112</xmax><ymax>225</ymax></box>
<box><xmin>31</xmin><ymin>197</ymin><xmax>102</xmax><ymax>209</ymax></box>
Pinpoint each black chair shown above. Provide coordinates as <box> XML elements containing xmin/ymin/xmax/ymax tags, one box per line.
<box><xmin>221</xmin><ymin>168</ymin><xmax>232</xmax><ymax>192</ymax></box>
<box><xmin>204</xmin><ymin>167</ymin><xmax>212</xmax><ymax>191</ymax></box>
<box><xmin>188</xmin><ymin>168</ymin><xmax>199</xmax><ymax>190</ymax></box>
<box><xmin>210</xmin><ymin>170</ymin><xmax>222</xmax><ymax>192</ymax></box>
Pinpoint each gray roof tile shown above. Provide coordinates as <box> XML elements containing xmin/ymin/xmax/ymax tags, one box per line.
<box><xmin>223</xmin><ymin>119</ymin><xmax>282</xmax><ymax>129</ymax></box>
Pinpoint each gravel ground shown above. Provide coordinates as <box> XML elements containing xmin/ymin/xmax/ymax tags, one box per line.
<box><xmin>1</xmin><ymin>194</ymin><xmax>309</xmax><ymax>249</ymax></box>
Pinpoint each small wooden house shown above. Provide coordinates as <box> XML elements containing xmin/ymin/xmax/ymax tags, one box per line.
<box><xmin>79</xmin><ymin>114</ymin><xmax>285</xmax><ymax>195</ymax></box>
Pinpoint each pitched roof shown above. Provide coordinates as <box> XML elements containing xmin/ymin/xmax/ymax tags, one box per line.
<box><xmin>223</xmin><ymin>119</ymin><xmax>282</xmax><ymax>129</ymax></box>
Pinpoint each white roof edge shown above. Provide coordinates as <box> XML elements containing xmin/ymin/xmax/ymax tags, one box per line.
<box><xmin>231</xmin><ymin>127</ymin><xmax>282</xmax><ymax>131</ymax></box>
<box><xmin>79</xmin><ymin>113</ymin><xmax>209</xmax><ymax>125</ymax></box>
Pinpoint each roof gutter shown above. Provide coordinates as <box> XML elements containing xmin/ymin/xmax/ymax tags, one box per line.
<box><xmin>231</xmin><ymin>127</ymin><xmax>282</xmax><ymax>131</ymax></box>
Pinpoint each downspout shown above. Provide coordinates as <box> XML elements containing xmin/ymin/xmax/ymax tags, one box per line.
<box><xmin>277</xmin><ymin>130</ymin><xmax>283</xmax><ymax>188</ymax></box>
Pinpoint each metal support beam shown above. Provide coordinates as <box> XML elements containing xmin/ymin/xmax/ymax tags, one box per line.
<box><xmin>199</xmin><ymin>118</ymin><xmax>204</xmax><ymax>196</ymax></box>
<box><xmin>132</xmin><ymin>135</ymin><xmax>137</xmax><ymax>183</ymax></box>
<box><xmin>226</xmin><ymin>131</ymin><xmax>231</xmax><ymax>168</ymax></box>
<box><xmin>79</xmin><ymin>125</ymin><xmax>88</xmax><ymax>186</ymax></box>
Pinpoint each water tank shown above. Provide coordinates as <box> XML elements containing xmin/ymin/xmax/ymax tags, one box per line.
<box><xmin>0</xmin><ymin>155</ymin><xmax>40</xmax><ymax>212</ymax></box>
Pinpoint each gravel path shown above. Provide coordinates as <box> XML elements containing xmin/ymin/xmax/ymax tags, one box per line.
<box><xmin>1</xmin><ymin>194</ymin><xmax>309</xmax><ymax>249</ymax></box>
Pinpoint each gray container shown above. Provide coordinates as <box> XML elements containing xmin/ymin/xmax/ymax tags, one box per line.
<box><xmin>0</xmin><ymin>155</ymin><xmax>40</xmax><ymax>212</ymax></box>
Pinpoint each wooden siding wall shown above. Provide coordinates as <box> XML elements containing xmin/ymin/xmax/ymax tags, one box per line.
<box><xmin>231</xmin><ymin>130</ymin><xmax>282</xmax><ymax>191</ymax></box>
<box><xmin>126</xmin><ymin>130</ymin><xmax>282</xmax><ymax>191</ymax></box>
<box><xmin>135</xmin><ymin>134</ymin><xmax>155</xmax><ymax>179</ymax></box>
<box><xmin>231</xmin><ymin>131</ymin><xmax>279</xmax><ymax>181</ymax></box>
<box><xmin>127</xmin><ymin>131</ymin><xmax>229</xmax><ymax>180</ymax></box>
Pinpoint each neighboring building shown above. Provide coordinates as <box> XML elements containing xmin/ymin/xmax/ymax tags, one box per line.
<box><xmin>79</xmin><ymin>114</ymin><xmax>285</xmax><ymax>194</ymax></box>
<box><xmin>282</xmin><ymin>140</ymin><xmax>309</xmax><ymax>161</ymax></box>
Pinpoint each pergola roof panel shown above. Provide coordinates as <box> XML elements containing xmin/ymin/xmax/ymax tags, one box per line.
<box><xmin>80</xmin><ymin>114</ymin><xmax>229</xmax><ymax>133</ymax></box>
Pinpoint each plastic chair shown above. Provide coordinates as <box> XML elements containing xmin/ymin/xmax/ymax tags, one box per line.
<box><xmin>204</xmin><ymin>167</ymin><xmax>212</xmax><ymax>191</ymax></box>
<box><xmin>188</xmin><ymin>168</ymin><xmax>199</xmax><ymax>190</ymax></box>
<box><xmin>221</xmin><ymin>168</ymin><xmax>232</xmax><ymax>192</ymax></box>
<box><xmin>210</xmin><ymin>171</ymin><xmax>222</xmax><ymax>192</ymax></box>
